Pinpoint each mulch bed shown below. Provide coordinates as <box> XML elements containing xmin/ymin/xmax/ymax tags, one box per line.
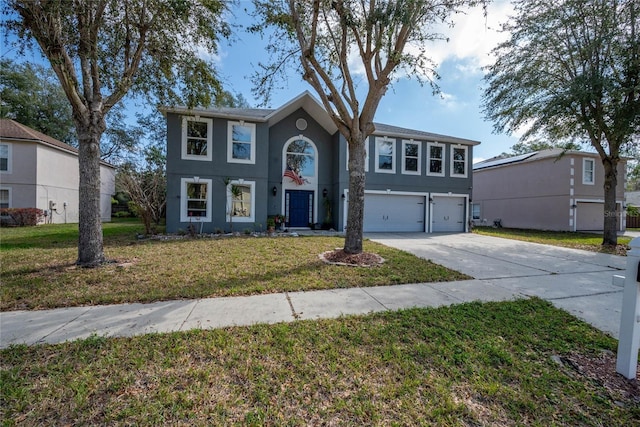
<box><xmin>320</xmin><ymin>249</ymin><xmax>385</xmax><ymax>267</ymax></box>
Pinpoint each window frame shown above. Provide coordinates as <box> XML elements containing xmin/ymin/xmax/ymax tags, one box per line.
<box><xmin>345</xmin><ymin>140</ymin><xmax>369</xmax><ymax>172</ymax></box>
<box><xmin>227</xmin><ymin>121</ymin><xmax>256</xmax><ymax>164</ymax></box>
<box><xmin>582</xmin><ymin>158</ymin><xmax>595</xmax><ymax>185</ymax></box>
<box><xmin>471</xmin><ymin>203</ymin><xmax>481</xmax><ymax>220</ymax></box>
<box><xmin>374</xmin><ymin>137</ymin><xmax>396</xmax><ymax>174</ymax></box>
<box><xmin>426</xmin><ymin>142</ymin><xmax>445</xmax><ymax>177</ymax></box>
<box><xmin>450</xmin><ymin>145</ymin><xmax>468</xmax><ymax>178</ymax></box>
<box><xmin>401</xmin><ymin>139</ymin><xmax>421</xmax><ymax>175</ymax></box>
<box><xmin>0</xmin><ymin>143</ymin><xmax>12</xmax><ymax>174</ymax></box>
<box><xmin>226</xmin><ymin>179</ymin><xmax>256</xmax><ymax>223</ymax></box>
<box><xmin>180</xmin><ymin>177</ymin><xmax>212</xmax><ymax>222</ymax></box>
<box><xmin>181</xmin><ymin>117</ymin><xmax>213</xmax><ymax>161</ymax></box>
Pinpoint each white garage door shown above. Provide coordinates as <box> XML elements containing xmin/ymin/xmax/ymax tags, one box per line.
<box><xmin>432</xmin><ymin>196</ymin><xmax>466</xmax><ymax>232</ymax></box>
<box><xmin>363</xmin><ymin>193</ymin><xmax>426</xmax><ymax>232</ymax></box>
<box><xmin>576</xmin><ymin>202</ymin><xmax>603</xmax><ymax>231</ymax></box>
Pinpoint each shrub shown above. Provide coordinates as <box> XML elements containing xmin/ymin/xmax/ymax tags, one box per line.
<box><xmin>0</xmin><ymin>208</ymin><xmax>45</xmax><ymax>226</ymax></box>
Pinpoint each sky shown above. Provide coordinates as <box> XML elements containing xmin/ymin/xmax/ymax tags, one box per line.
<box><xmin>2</xmin><ymin>0</ymin><xmax>520</xmax><ymax>163</ymax></box>
<box><xmin>211</xmin><ymin>0</ymin><xmax>520</xmax><ymax>164</ymax></box>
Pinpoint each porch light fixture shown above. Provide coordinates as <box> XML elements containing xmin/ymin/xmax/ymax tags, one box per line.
<box><xmin>322</xmin><ymin>188</ymin><xmax>328</xmax><ymax>198</ymax></box>
<box><xmin>341</xmin><ymin>194</ymin><xmax>346</xmax><ymax>200</ymax></box>
<box><xmin>571</xmin><ymin>204</ymin><xmax>577</xmax><ymax>209</ymax></box>
<box><xmin>272</xmin><ymin>186</ymin><xmax>277</xmax><ymax>196</ymax></box>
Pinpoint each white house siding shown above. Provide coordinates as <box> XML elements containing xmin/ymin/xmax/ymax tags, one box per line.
<box><xmin>36</xmin><ymin>143</ymin><xmax>81</xmax><ymax>223</ymax></box>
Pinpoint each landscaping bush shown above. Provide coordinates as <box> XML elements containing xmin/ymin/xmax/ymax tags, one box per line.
<box><xmin>0</xmin><ymin>208</ymin><xmax>44</xmax><ymax>226</ymax></box>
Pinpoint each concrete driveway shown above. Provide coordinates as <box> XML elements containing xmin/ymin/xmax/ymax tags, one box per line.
<box><xmin>367</xmin><ymin>232</ymin><xmax>628</xmax><ymax>337</ymax></box>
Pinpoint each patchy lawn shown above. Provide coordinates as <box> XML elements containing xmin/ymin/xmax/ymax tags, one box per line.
<box><xmin>0</xmin><ymin>221</ymin><xmax>468</xmax><ymax>310</ymax></box>
<box><xmin>473</xmin><ymin>226</ymin><xmax>632</xmax><ymax>255</ymax></box>
<box><xmin>1</xmin><ymin>299</ymin><xmax>637</xmax><ymax>425</ymax></box>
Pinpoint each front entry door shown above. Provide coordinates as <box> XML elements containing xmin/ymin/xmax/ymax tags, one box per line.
<box><xmin>286</xmin><ymin>190</ymin><xmax>314</xmax><ymax>227</ymax></box>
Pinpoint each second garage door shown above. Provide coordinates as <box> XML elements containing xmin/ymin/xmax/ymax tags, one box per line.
<box><xmin>363</xmin><ymin>193</ymin><xmax>426</xmax><ymax>232</ymax></box>
<box><xmin>576</xmin><ymin>202</ymin><xmax>603</xmax><ymax>231</ymax></box>
<box><xmin>431</xmin><ymin>196</ymin><xmax>466</xmax><ymax>232</ymax></box>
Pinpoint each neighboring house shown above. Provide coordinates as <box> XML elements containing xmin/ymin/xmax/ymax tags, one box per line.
<box><xmin>472</xmin><ymin>149</ymin><xmax>627</xmax><ymax>231</ymax></box>
<box><xmin>627</xmin><ymin>191</ymin><xmax>640</xmax><ymax>208</ymax></box>
<box><xmin>0</xmin><ymin>119</ymin><xmax>115</xmax><ymax>224</ymax></box>
<box><xmin>163</xmin><ymin>92</ymin><xmax>479</xmax><ymax>234</ymax></box>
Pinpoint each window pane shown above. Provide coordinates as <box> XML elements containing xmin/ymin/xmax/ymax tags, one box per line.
<box><xmin>233</xmin><ymin>142</ymin><xmax>251</xmax><ymax>160</ymax></box>
<box><xmin>0</xmin><ymin>158</ymin><xmax>7</xmax><ymax>171</ymax></box>
<box><xmin>287</xmin><ymin>140</ymin><xmax>314</xmax><ymax>154</ymax></box>
<box><xmin>378</xmin><ymin>141</ymin><xmax>393</xmax><ymax>156</ymax></box>
<box><xmin>187</xmin><ymin>121</ymin><xmax>208</xmax><ymax>139</ymax></box>
<box><xmin>430</xmin><ymin>146</ymin><xmax>442</xmax><ymax>159</ymax></box>
<box><xmin>405</xmin><ymin>157</ymin><xmax>418</xmax><ymax>171</ymax></box>
<box><xmin>187</xmin><ymin>183</ymin><xmax>207</xmax><ymax>200</ymax></box>
<box><xmin>453</xmin><ymin>148</ymin><xmax>466</xmax><ymax>161</ymax></box>
<box><xmin>287</xmin><ymin>153</ymin><xmax>315</xmax><ymax>177</ymax></box>
<box><xmin>232</xmin><ymin>185</ymin><xmax>251</xmax><ymax>217</ymax></box>
<box><xmin>232</xmin><ymin>124</ymin><xmax>253</xmax><ymax>143</ymax></box>
<box><xmin>187</xmin><ymin>138</ymin><xmax>207</xmax><ymax>156</ymax></box>
<box><xmin>0</xmin><ymin>144</ymin><xmax>8</xmax><ymax>157</ymax></box>
<box><xmin>405</xmin><ymin>143</ymin><xmax>418</xmax><ymax>157</ymax></box>
<box><xmin>0</xmin><ymin>189</ymin><xmax>8</xmax><ymax>202</ymax></box>
<box><xmin>379</xmin><ymin>155</ymin><xmax>393</xmax><ymax>170</ymax></box>
<box><xmin>430</xmin><ymin>159</ymin><xmax>442</xmax><ymax>173</ymax></box>
<box><xmin>453</xmin><ymin>161</ymin><xmax>465</xmax><ymax>175</ymax></box>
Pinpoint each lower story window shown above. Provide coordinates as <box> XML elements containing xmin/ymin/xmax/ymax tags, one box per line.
<box><xmin>472</xmin><ymin>203</ymin><xmax>480</xmax><ymax>220</ymax></box>
<box><xmin>0</xmin><ymin>188</ymin><xmax>9</xmax><ymax>209</ymax></box>
<box><xmin>180</xmin><ymin>178</ymin><xmax>212</xmax><ymax>222</ymax></box>
<box><xmin>227</xmin><ymin>180</ymin><xmax>255</xmax><ymax>222</ymax></box>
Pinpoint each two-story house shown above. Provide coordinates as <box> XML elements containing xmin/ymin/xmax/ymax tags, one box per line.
<box><xmin>472</xmin><ymin>148</ymin><xmax>627</xmax><ymax>231</ymax></box>
<box><xmin>163</xmin><ymin>92</ymin><xmax>479</xmax><ymax>234</ymax></box>
<box><xmin>0</xmin><ymin>119</ymin><xmax>115</xmax><ymax>224</ymax></box>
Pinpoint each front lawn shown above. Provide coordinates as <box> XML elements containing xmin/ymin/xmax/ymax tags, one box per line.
<box><xmin>0</xmin><ymin>221</ymin><xmax>468</xmax><ymax>310</ymax></box>
<box><xmin>1</xmin><ymin>298</ymin><xmax>637</xmax><ymax>425</ymax></box>
<box><xmin>474</xmin><ymin>226</ymin><xmax>632</xmax><ymax>255</ymax></box>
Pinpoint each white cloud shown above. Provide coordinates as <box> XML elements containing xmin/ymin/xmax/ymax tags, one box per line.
<box><xmin>414</xmin><ymin>0</ymin><xmax>514</xmax><ymax>74</ymax></box>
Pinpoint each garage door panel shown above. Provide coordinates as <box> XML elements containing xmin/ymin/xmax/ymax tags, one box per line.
<box><xmin>576</xmin><ymin>202</ymin><xmax>603</xmax><ymax>231</ymax></box>
<box><xmin>364</xmin><ymin>194</ymin><xmax>425</xmax><ymax>232</ymax></box>
<box><xmin>432</xmin><ymin>196</ymin><xmax>465</xmax><ymax>232</ymax></box>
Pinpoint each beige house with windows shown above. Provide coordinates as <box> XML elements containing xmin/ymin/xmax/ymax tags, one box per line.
<box><xmin>0</xmin><ymin>119</ymin><xmax>115</xmax><ymax>224</ymax></box>
<box><xmin>472</xmin><ymin>148</ymin><xmax>627</xmax><ymax>231</ymax></box>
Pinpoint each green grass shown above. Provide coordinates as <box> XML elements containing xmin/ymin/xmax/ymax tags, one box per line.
<box><xmin>0</xmin><ymin>221</ymin><xmax>468</xmax><ymax>310</ymax></box>
<box><xmin>474</xmin><ymin>226</ymin><xmax>632</xmax><ymax>255</ymax></box>
<box><xmin>1</xmin><ymin>298</ymin><xmax>637</xmax><ymax>425</ymax></box>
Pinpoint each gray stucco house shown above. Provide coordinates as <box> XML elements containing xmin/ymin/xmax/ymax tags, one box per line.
<box><xmin>163</xmin><ymin>92</ymin><xmax>479</xmax><ymax>234</ymax></box>
<box><xmin>0</xmin><ymin>119</ymin><xmax>115</xmax><ymax>224</ymax></box>
<box><xmin>472</xmin><ymin>149</ymin><xmax>627</xmax><ymax>231</ymax></box>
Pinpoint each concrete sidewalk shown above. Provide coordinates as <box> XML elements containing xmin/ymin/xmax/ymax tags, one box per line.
<box><xmin>0</xmin><ymin>233</ymin><xmax>630</xmax><ymax>348</ymax></box>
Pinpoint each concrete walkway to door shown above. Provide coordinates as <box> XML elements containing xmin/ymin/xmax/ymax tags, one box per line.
<box><xmin>367</xmin><ymin>232</ymin><xmax>628</xmax><ymax>338</ymax></box>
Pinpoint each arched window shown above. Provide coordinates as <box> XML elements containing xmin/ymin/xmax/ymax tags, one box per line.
<box><xmin>285</xmin><ymin>138</ymin><xmax>316</xmax><ymax>182</ymax></box>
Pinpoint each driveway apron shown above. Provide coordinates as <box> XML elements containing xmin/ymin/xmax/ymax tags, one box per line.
<box><xmin>367</xmin><ymin>232</ymin><xmax>626</xmax><ymax>338</ymax></box>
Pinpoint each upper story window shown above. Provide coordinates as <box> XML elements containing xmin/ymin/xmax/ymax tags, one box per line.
<box><xmin>227</xmin><ymin>180</ymin><xmax>255</xmax><ymax>222</ymax></box>
<box><xmin>228</xmin><ymin>121</ymin><xmax>256</xmax><ymax>164</ymax></box>
<box><xmin>451</xmin><ymin>145</ymin><xmax>468</xmax><ymax>178</ymax></box>
<box><xmin>285</xmin><ymin>138</ymin><xmax>316</xmax><ymax>184</ymax></box>
<box><xmin>180</xmin><ymin>177</ymin><xmax>212</xmax><ymax>222</ymax></box>
<box><xmin>0</xmin><ymin>143</ymin><xmax>12</xmax><ymax>173</ymax></box>
<box><xmin>583</xmin><ymin>158</ymin><xmax>595</xmax><ymax>185</ymax></box>
<box><xmin>181</xmin><ymin>117</ymin><xmax>212</xmax><ymax>161</ymax></box>
<box><xmin>345</xmin><ymin>142</ymin><xmax>369</xmax><ymax>172</ymax></box>
<box><xmin>427</xmin><ymin>142</ymin><xmax>445</xmax><ymax>176</ymax></box>
<box><xmin>375</xmin><ymin>137</ymin><xmax>395</xmax><ymax>173</ymax></box>
<box><xmin>402</xmin><ymin>140</ymin><xmax>421</xmax><ymax>175</ymax></box>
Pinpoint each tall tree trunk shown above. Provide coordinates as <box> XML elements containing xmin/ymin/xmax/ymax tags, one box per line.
<box><xmin>602</xmin><ymin>157</ymin><xmax>619</xmax><ymax>246</ymax></box>
<box><xmin>344</xmin><ymin>135</ymin><xmax>367</xmax><ymax>254</ymax></box>
<box><xmin>75</xmin><ymin>111</ymin><xmax>106</xmax><ymax>266</ymax></box>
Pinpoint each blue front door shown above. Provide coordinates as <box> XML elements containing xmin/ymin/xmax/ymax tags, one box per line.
<box><xmin>286</xmin><ymin>190</ymin><xmax>314</xmax><ymax>227</ymax></box>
